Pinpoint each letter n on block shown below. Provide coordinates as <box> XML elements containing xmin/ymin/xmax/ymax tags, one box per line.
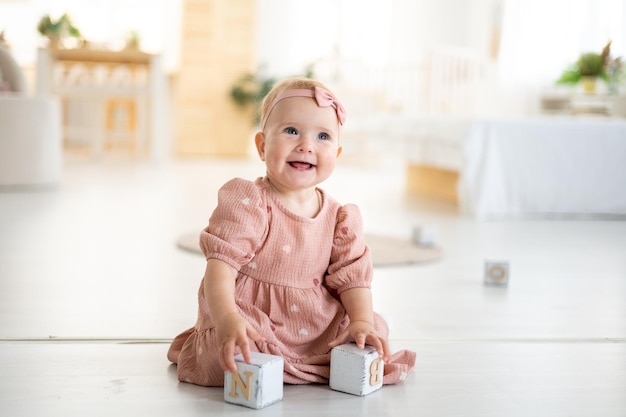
<box><xmin>223</xmin><ymin>352</ymin><xmax>284</xmax><ymax>409</ymax></box>
<box><xmin>329</xmin><ymin>343</ymin><xmax>384</xmax><ymax>396</ymax></box>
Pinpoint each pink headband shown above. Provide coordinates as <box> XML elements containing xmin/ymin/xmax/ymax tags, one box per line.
<box><xmin>261</xmin><ymin>86</ymin><xmax>346</xmax><ymax>130</ymax></box>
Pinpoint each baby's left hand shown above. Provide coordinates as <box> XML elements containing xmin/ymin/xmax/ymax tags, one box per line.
<box><xmin>328</xmin><ymin>320</ymin><xmax>390</xmax><ymax>362</ymax></box>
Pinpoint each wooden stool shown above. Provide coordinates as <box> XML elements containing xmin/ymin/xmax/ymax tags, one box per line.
<box><xmin>104</xmin><ymin>98</ymin><xmax>140</xmax><ymax>154</ymax></box>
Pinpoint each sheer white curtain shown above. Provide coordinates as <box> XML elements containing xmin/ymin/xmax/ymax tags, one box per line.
<box><xmin>498</xmin><ymin>0</ymin><xmax>626</xmax><ymax>89</ymax></box>
<box><xmin>256</xmin><ymin>0</ymin><xmax>393</xmax><ymax>77</ymax></box>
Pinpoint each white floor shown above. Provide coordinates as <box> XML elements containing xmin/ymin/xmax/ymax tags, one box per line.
<box><xmin>1</xmin><ymin>152</ymin><xmax>625</xmax><ymax>416</ymax></box>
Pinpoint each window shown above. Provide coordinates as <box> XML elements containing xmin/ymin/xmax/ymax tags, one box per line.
<box><xmin>498</xmin><ymin>0</ymin><xmax>626</xmax><ymax>88</ymax></box>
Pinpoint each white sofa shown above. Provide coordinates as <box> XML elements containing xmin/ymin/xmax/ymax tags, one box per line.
<box><xmin>1</xmin><ymin>44</ymin><xmax>62</xmax><ymax>187</ymax></box>
<box><xmin>0</xmin><ymin>94</ymin><xmax>62</xmax><ymax>187</ymax></box>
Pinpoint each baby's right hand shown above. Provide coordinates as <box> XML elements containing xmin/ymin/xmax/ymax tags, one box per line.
<box><xmin>214</xmin><ymin>311</ymin><xmax>266</xmax><ymax>373</ymax></box>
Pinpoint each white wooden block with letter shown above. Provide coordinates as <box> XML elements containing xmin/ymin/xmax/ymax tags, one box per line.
<box><xmin>329</xmin><ymin>343</ymin><xmax>384</xmax><ymax>396</ymax></box>
<box><xmin>224</xmin><ymin>352</ymin><xmax>284</xmax><ymax>409</ymax></box>
<box><xmin>484</xmin><ymin>260</ymin><xmax>510</xmax><ymax>286</ymax></box>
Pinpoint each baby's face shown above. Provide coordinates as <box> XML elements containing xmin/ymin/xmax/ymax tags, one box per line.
<box><xmin>256</xmin><ymin>96</ymin><xmax>342</xmax><ymax>193</ymax></box>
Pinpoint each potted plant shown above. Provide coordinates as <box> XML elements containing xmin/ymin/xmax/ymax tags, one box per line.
<box><xmin>556</xmin><ymin>42</ymin><xmax>611</xmax><ymax>93</ymax></box>
<box><xmin>36</xmin><ymin>13</ymin><xmax>82</xmax><ymax>49</ymax></box>
<box><xmin>124</xmin><ymin>30</ymin><xmax>141</xmax><ymax>50</ymax></box>
<box><xmin>229</xmin><ymin>65</ymin><xmax>315</xmax><ymax>125</ymax></box>
<box><xmin>230</xmin><ymin>69</ymin><xmax>277</xmax><ymax>125</ymax></box>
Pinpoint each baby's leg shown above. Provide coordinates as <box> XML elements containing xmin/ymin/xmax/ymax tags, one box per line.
<box><xmin>175</xmin><ymin>328</ymin><xmax>226</xmax><ymax>387</ymax></box>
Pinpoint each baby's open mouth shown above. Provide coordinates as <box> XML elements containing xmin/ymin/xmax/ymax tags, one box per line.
<box><xmin>289</xmin><ymin>161</ymin><xmax>315</xmax><ymax>169</ymax></box>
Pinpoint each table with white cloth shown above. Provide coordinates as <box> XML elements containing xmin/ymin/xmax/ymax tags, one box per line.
<box><xmin>458</xmin><ymin>117</ymin><xmax>626</xmax><ymax>219</ymax></box>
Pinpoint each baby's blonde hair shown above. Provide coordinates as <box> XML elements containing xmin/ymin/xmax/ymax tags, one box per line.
<box><xmin>259</xmin><ymin>77</ymin><xmax>337</xmax><ymax>124</ymax></box>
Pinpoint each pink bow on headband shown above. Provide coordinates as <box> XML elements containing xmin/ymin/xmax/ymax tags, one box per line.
<box><xmin>311</xmin><ymin>86</ymin><xmax>347</xmax><ymax>125</ymax></box>
<box><xmin>261</xmin><ymin>86</ymin><xmax>346</xmax><ymax>130</ymax></box>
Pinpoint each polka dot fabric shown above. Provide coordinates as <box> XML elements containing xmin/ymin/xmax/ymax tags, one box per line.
<box><xmin>167</xmin><ymin>177</ymin><xmax>415</xmax><ymax>386</ymax></box>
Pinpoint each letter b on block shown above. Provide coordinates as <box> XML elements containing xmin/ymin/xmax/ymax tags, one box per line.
<box><xmin>224</xmin><ymin>352</ymin><xmax>284</xmax><ymax>409</ymax></box>
<box><xmin>329</xmin><ymin>343</ymin><xmax>384</xmax><ymax>396</ymax></box>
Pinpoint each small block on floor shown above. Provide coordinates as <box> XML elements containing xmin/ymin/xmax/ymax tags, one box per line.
<box><xmin>484</xmin><ymin>260</ymin><xmax>510</xmax><ymax>286</ymax></box>
<box><xmin>330</xmin><ymin>343</ymin><xmax>384</xmax><ymax>396</ymax></box>
<box><xmin>224</xmin><ymin>352</ymin><xmax>284</xmax><ymax>409</ymax></box>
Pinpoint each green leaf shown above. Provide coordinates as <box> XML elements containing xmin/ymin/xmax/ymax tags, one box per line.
<box><xmin>556</xmin><ymin>67</ymin><xmax>581</xmax><ymax>85</ymax></box>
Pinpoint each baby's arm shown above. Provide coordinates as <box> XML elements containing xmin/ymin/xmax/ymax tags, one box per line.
<box><xmin>204</xmin><ymin>259</ymin><xmax>265</xmax><ymax>373</ymax></box>
<box><xmin>328</xmin><ymin>287</ymin><xmax>390</xmax><ymax>362</ymax></box>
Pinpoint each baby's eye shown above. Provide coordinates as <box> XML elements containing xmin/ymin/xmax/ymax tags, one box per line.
<box><xmin>285</xmin><ymin>127</ymin><xmax>298</xmax><ymax>135</ymax></box>
<box><xmin>317</xmin><ymin>132</ymin><xmax>329</xmax><ymax>140</ymax></box>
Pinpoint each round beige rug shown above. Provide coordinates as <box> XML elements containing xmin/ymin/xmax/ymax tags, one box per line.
<box><xmin>176</xmin><ymin>232</ymin><xmax>441</xmax><ymax>267</ymax></box>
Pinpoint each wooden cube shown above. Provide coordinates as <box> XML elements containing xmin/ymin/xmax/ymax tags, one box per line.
<box><xmin>224</xmin><ymin>352</ymin><xmax>284</xmax><ymax>409</ymax></box>
<box><xmin>412</xmin><ymin>225</ymin><xmax>438</xmax><ymax>247</ymax></box>
<box><xmin>329</xmin><ymin>343</ymin><xmax>384</xmax><ymax>396</ymax></box>
<box><xmin>484</xmin><ymin>260</ymin><xmax>510</xmax><ymax>286</ymax></box>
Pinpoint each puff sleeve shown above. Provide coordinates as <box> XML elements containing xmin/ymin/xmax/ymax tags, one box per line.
<box><xmin>199</xmin><ymin>178</ymin><xmax>268</xmax><ymax>271</ymax></box>
<box><xmin>325</xmin><ymin>204</ymin><xmax>373</xmax><ymax>294</ymax></box>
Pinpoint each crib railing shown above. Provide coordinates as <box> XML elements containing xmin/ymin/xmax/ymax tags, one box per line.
<box><xmin>314</xmin><ymin>46</ymin><xmax>480</xmax><ymax>117</ymax></box>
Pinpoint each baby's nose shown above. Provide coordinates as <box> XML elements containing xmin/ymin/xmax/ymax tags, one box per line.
<box><xmin>297</xmin><ymin>136</ymin><xmax>314</xmax><ymax>152</ymax></box>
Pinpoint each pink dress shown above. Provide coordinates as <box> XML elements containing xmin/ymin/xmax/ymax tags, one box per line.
<box><xmin>167</xmin><ymin>177</ymin><xmax>415</xmax><ymax>386</ymax></box>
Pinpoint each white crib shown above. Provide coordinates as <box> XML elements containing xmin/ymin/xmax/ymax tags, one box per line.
<box><xmin>313</xmin><ymin>46</ymin><xmax>481</xmax><ymax>203</ymax></box>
